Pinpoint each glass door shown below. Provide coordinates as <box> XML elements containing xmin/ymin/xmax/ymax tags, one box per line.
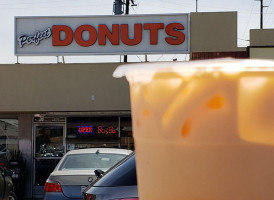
<box><xmin>33</xmin><ymin>124</ymin><xmax>65</xmax><ymax>197</ymax></box>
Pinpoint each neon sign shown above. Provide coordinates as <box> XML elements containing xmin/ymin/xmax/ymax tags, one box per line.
<box><xmin>78</xmin><ymin>125</ymin><xmax>117</xmax><ymax>135</ymax></box>
<box><xmin>78</xmin><ymin>126</ymin><xmax>93</xmax><ymax>134</ymax></box>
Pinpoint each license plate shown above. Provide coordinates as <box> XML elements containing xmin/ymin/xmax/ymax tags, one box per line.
<box><xmin>81</xmin><ymin>185</ymin><xmax>87</xmax><ymax>192</ymax></box>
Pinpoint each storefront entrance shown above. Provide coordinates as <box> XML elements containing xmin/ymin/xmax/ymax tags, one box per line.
<box><xmin>32</xmin><ymin>114</ymin><xmax>133</xmax><ymax>198</ymax></box>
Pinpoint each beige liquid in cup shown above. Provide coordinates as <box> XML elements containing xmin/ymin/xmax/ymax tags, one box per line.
<box><xmin>113</xmin><ymin>59</ymin><xmax>274</xmax><ymax>200</ymax></box>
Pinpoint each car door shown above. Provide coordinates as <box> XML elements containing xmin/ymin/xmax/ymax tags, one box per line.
<box><xmin>0</xmin><ymin>166</ymin><xmax>5</xmax><ymax>199</ymax></box>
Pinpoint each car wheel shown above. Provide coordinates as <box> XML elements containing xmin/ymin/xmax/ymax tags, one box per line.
<box><xmin>8</xmin><ymin>191</ymin><xmax>17</xmax><ymax>200</ymax></box>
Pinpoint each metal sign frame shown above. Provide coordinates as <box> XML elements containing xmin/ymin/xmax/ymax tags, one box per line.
<box><xmin>14</xmin><ymin>13</ymin><xmax>190</xmax><ymax>56</ymax></box>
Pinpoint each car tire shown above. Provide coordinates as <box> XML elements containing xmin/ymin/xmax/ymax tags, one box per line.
<box><xmin>8</xmin><ymin>191</ymin><xmax>17</xmax><ymax>200</ymax></box>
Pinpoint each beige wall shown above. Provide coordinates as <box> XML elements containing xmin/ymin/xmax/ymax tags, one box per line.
<box><xmin>249</xmin><ymin>47</ymin><xmax>274</xmax><ymax>59</ymax></box>
<box><xmin>0</xmin><ymin>63</ymin><xmax>130</xmax><ymax>112</ymax></box>
<box><xmin>249</xmin><ymin>29</ymin><xmax>274</xmax><ymax>59</ymax></box>
<box><xmin>250</xmin><ymin>29</ymin><xmax>274</xmax><ymax>46</ymax></box>
<box><xmin>190</xmin><ymin>12</ymin><xmax>239</xmax><ymax>52</ymax></box>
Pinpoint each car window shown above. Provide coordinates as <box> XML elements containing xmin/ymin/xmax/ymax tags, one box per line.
<box><xmin>93</xmin><ymin>153</ymin><xmax>137</xmax><ymax>187</ymax></box>
<box><xmin>58</xmin><ymin>153</ymin><xmax>127</xmax><ymax>170</ymax></box>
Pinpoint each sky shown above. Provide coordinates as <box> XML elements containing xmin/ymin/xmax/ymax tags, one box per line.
<box><xmin>0</xmin><ymin>0</ymin><xmax>273</xmax><ymax>64</ymax></box>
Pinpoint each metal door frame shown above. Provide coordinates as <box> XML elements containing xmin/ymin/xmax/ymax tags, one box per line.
<box><xmin>32</xmin><ymin>122</ymin><xmax>66</xmax><ymax>198</ymax></box>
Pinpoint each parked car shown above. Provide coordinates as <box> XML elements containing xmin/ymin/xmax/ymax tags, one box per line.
<box><xmin>44</xmin><ymin>148</ymin><xmax>132</xmax><ymax>200</ymax></box>
<box><xmin>0</xmin><ymin>165</ymin><xmax>17</xmax><ymax>200</ymax></box>
<box><xmin>83</xmin><ymin>152</ymin><xmax>138</xmax><ymax>200</ymax></box>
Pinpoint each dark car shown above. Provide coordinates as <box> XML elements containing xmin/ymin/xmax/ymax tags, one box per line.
<box><xmin>83</xmin><ymin>152</ymin><xmax>138</xmax><ymax>200</ymax></box>
<box><xmin>0</xmin><ymin>165</ymin><xmax>17</xmax><ymax>200</ymax></box>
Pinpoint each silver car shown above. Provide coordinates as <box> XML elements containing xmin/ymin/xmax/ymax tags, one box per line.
<box><xmin>43</xmin><ymin>148</ymin><xmax>132</xmax><ymax>200</ymax></box>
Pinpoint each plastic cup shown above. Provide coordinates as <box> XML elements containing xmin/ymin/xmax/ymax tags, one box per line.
<box><xmin>113</xmin><ymin>58</ymin><xmax>274</xmax><ymax>200</ymax></box>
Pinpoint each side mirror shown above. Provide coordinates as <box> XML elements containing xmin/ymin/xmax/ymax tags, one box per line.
<box><xmin>94</xmin><ymin>169</ymin><xmax>104</xmax><ymax>178</ymax></box>
<box><xmin>4</xmin><ymin>169</ymin><xmax>13</xmax><ymax>177</ymax></box>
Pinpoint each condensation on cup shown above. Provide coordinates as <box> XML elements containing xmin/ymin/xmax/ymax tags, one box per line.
<box><xmin>113</xmin><ymin>58</ymin><xmax>274</xmax><ymax>200</ymax></box>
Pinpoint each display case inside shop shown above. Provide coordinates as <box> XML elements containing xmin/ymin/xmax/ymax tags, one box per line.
<box><xmin>35</xmin><ymin>126</ymin><xmax>64</xmax><ymax>158</ymax></box>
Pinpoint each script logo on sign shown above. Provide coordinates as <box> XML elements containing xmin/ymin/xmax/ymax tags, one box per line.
<box><xmin>17</xmin><ymin>28</ymin><xmax>52</xmax><ymax>48</ymax></box>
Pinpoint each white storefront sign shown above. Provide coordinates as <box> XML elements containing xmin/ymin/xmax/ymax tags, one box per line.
<box><xmin>15</xmin><ymin>14</ymin><xmax>189</xmax><ymax>56</ymax></box>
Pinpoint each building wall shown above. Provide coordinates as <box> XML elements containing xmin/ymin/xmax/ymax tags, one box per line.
<box><xmin>0</xmin><ymin>63</ymin><xmax>130</xmax><ymax>112</ymax></box>
<box><xmin>249</xmin><ymin>29</ymin><xmax>274</xmax><ymax>59</ymax></box>
<box><xmin>249</xmin><ymin>47</ymin><xmax>274</xmax><ymax>59</ymax></box>
<box><xmin>250</xmin><ymin>29</ymin><xmax>274</xmax><ymax>46</ymax></box>
<box><xmin>191</xmin><ymin>50</ymin><xmax>248</xmax><ymax>60</ymax></box>
<box><xmin>190</xmin><ymin>12</ymin><xmax>239</xmax><ymax>52</ymax></box>
<box><xmin>18</xmin><ymin>114</ymin><xmax>33</xmax><ymax>198</ymax></box>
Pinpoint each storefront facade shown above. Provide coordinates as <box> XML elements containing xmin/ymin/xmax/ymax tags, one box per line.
<box><xmin>0</xmin><ymin>63</ymin><xmax>133</xmax><ymax>198</ymax></box>
<box><xmin>0</xmin><ymin>11</ymin><xmax>257</xmax><ymax>198</ymax></box>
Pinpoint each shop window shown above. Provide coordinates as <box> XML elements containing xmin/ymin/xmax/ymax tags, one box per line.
<box><xmin>0</xmin><ymin>118</ymin><xmax>18</xmax><ymax>167</ymax></box>
<box><xmin>66</xmin><ymin>117</ymin><xmax>120</xmax><ymax>151</ymax></box>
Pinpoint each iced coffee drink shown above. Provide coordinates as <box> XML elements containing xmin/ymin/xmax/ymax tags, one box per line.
<box><xmin>113</xmin><ymin>59</ymin><xmax>274</xmax><ymax>200</ymax></box>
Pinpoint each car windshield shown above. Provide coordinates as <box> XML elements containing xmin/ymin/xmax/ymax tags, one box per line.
<box><xmin>58</xmin><ymin>153</ymin><xmax>127</xmax><ymax>171</ymax></box>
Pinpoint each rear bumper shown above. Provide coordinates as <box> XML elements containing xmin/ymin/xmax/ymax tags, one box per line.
<box><xmin>44</xmin><ymin>192</ymin><xmax>82</xmax><ymax>200</ymax></box>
